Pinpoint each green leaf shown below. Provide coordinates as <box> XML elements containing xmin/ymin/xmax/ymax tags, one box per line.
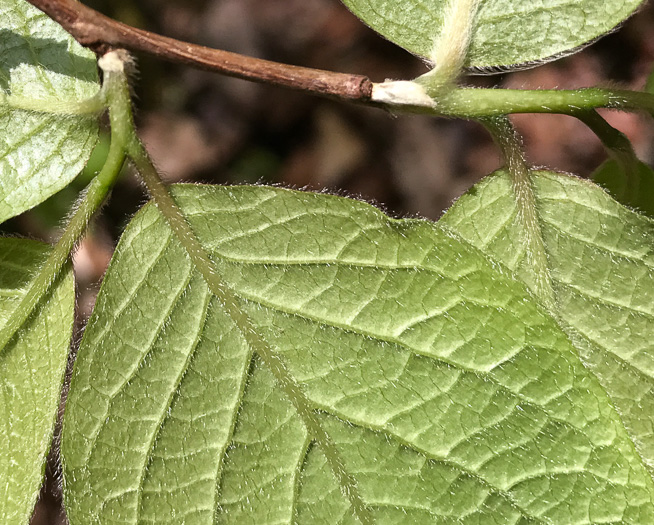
<box><xmin>0</xmin><ymin>238</ymin><xmax>74</xmax><ymax>523</ymax></box>
<box><xmin>0</xmin><ymin>0</ymin><xmax>100</xmax><ymax>224</ymax></box>
<box><xmin>64</xmin><ymin>179</ymin><xmax>654</xmax><ymax>523</ymax></box>
<box><xmin>339</xmin><ymin>0</ymin><xmax>644</xmax><ymax>70</ymax></box>
<box><xmin>442</xmin><ymin>170</ymin><xmax>654</xmax><ymax>482</ymax></box>
<box><xmin>592</xmin><ymin>159</ymin><xmax>654</xmax><ymax>218</ymax></box>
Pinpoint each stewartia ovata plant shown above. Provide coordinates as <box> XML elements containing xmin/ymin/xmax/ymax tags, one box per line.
<box><xmin>1</xmin><ymin>0</ymin><xmax>654</xmax><ymax>523</ymax></box>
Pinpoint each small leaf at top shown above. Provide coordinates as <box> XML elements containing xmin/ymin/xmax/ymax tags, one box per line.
<box><xmin>0</xmin><ymin>0</ymin><xmax>100</xmax><ymax>224</ymax></box>
<box><xmin>0</xmin><ymin>238</ymin><xmax>75</xmax><ymax>524</ymax></box>
<box><xmin>340</xmin><ymin>0</ymin><xmax>644</xmax><ymax>71</ymax></box>
<box><xmin>63</xmin><ymin>178</ymin><xmax>654</xmax><ymax>523</ymax></box>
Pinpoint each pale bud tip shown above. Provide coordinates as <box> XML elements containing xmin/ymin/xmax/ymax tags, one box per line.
<box><xmin>371</xmin><ymin>81</ymin><xmax>435</xmax><ymax>108</ymax></box>
<box><xmin>98</xmin><ymin>50</ymin><xmax>130</xmax><ymax>73</ymax></box>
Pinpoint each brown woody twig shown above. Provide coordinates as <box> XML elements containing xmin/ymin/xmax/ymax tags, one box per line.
<box><xmin>26</xmin><ymin>0</ymin><xmax>654</xmax><ymax>119</ymax></box>
<box><xmin>25</xmin><ymin>0</ymin><xmax>373</xmax><ymax>102</ymax></box>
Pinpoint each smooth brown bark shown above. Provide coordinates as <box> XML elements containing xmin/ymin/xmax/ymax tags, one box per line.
<box><xmin>26</xmin><ymin>0</ymin><xmax>374</xmax><ymax>102</ymax></box>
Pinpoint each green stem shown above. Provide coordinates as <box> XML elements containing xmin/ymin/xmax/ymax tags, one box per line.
<box><xmin>574</xmin><ymin>110</ymin><xmax>639</xmax><ymax>167</ymax></box>
<box><xmin>383</xmin><ymin>85</ymin><xmax>654</xmax><ymax>118</ymax></box>
<box><xmin>0</xmin><ymin>75</ymin><xmax>125</xmax><ymax>354</ymax></box>
<box><xmin>573</xmin><ymin>109</ymin><xmax>641</xmax><ymax>199</ymax></box>
<box><xmin>101</xmin><ymin>50</ymin><xmax>374</xmax><ymax>523</ymax></box>
<box><xmin>480</xmin><ymin>116</ymin><xmax>555</xmax><ymax>310</ymax></box>
<box><xmin>450</xmin><ymin>87</ymin><xmax>654</xmax><ymax>117</ymax></box>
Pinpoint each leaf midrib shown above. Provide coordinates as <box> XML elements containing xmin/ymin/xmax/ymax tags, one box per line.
<box><xmin>146</xmin><ymin>206</ymin><xmax>586</xmax><ymax>523</ymax></box>
<box><xmin>503</xmin><ymin>173</ymin><xmax>654</xmax><ymax>489</ymax></box>
<box><xmin>121</xmin><ymin>177</ymin><xmax>654</xmax><ymax>522</ymax></box>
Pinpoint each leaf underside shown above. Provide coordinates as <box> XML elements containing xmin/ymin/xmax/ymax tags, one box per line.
<box><xmin>339</xmin><ymin>0</ymin><xmax>644</xmax><ymax>70</ymax></box>
<box><xmin>446</xmin><ymin>169</ymin><xmax>654</xmax><ymax>474</ymax></box>
<box><xmin>62</xmin><ymin>172</ymin><xmax>654</xmax><ymax>524</ymax></box>
<box><xmin>0</xmin><ymin>0</ymin><xmax>99</xmax><ymax>224</ymax></box>
<box><xmin>0</xmin><ymin>238</ymin><xmax>74</xmax><ymax>524</ymax></box>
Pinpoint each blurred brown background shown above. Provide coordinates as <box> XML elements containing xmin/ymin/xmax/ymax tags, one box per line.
<box><xmin>3</xmin><ymin>0</ymin><xmax>652</xmax><ymax>523</ymax></box>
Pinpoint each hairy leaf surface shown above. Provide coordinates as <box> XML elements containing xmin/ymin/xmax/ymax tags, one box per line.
<box><xmin>443</xmin><ymin>170</ymin><xmax>654</xmax><ymax>480</ymax></box>
<box><xmin>0</xmin><ymin>0</ymin><xmax>99</xmax><ymax>224</ymax></box>
<box><xmin>339</xmin><ymin>0</ymin><xmax>643</xmax><ymax>71</ymax></box>
<box><xmin>63</xmin><ymin>178</ymin><xmax>654</xmax><ymax>524</ymax></box>
<box><xmin>0</xmin><ymin>238</ymin><xmax>74</xmax><ymax>523</ymax></box>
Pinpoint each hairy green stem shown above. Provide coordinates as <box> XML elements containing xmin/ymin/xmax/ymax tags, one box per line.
<box><xmin>443</xmin><ymin>87</ymin><xmax>654</xmax><ymax>117</ymax></box>
<box><xmin>102</xmin><ymin>50</ymin><xmax>375</xmax><ymax>523</ymax></box>
<box><xmin>480</xmin><ymin>116</ymin><xmax>555</xmax><ymax>310</ymax></box>
<box><xmin>0</xmin><ymin>70</ymin><xmax>125</xmax><ymax>355</ymax></box>
<box><xmin>375</xmin><ymin>84</ymin><xmax>654</xmax><ymax>119</ymax></box>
